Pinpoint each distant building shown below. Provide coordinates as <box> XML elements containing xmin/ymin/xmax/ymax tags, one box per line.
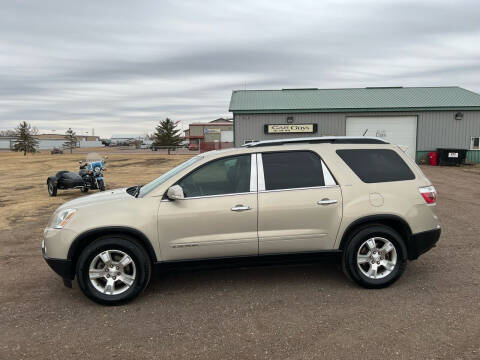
<box><xmin>0</xmin><ymin>133</ymin><xmax>103</xmax><ymax>150</ymax></box>
<box><xmin>109</xmin><ymin>136</ymin><xmax>136</xmax><ymax>146</ymax></box>
<box><xmin>109</xmin><ymin>135</ymin><xmax>153</xmax><ymax>147</ymax></box>
<box><xmin>187</xmin><ymin>118</ymin><xmax>233</xmax><ymax>152</ymax></box>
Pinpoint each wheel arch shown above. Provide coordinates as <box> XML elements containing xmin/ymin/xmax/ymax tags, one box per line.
<box><xmin>68</xmin><ymin>226</ymin><xmax>158</xmax><ymax>267</ymax></box>
<box><xmin>338</xmin><ymin>215</ymin><xmax>412</xmax><ymax>252</ymax></box>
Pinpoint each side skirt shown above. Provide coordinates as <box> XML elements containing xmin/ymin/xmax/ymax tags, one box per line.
<box><xmin>154</xmin><ymin>250</ymin><xmax>342</xmax><ymax>273</ymax></box>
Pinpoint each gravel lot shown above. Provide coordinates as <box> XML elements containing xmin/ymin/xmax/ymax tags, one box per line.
<box><xmin>1</xmin><ymin>162</ymin><xmax>479</xmax><ymax>360</ymax></box>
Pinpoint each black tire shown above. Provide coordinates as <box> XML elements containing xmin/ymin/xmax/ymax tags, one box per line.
<box><xmin>76</xmin><ymin>236</ymin><xmax>151</xmax><ymax>305</ymax></box>
<box><xmin>342</xmin><ymin>224</ymin><xmax>407</xmax><ymax>289</ymax></box>
<box><xmin>47</xmin><ymin>180</ymin><xmax>57</xmax><ymax>196</ymax></box>
<box><xmin>81</xmin><ymin>187</ymin><xmax>89</xmax><ymax>193</ymax></box>
<box><xmin>98</xmin><ymin>179</ymin><xmax>105</xmax><ymax>191</ymax></box>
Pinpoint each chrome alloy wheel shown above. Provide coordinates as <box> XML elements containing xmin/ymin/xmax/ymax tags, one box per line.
<box><xmin>356</xmin><ymin>237</ymin><xmax>397</xmax><ymax>280</ymax></box>
<box><xmin>88</xmin><ymin>250</ymin><xmax>136</xmax><ymax>295</ymax></box>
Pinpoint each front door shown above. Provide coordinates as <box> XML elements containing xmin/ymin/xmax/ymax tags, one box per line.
<box><xmin>157</xmin><ymin>154</ymin><xmax>258</xmax><ymax>261</ymax></box>
<box><xmin>257</xmin><ymin>151</ymin><xmax>342</xmax><ymax>254</ymax></box>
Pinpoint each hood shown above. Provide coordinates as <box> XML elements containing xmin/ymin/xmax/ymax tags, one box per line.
<box><xmin>57</xmin><ymin>188</ymin><xmax>132</xmax><ymax>211</ymax></box>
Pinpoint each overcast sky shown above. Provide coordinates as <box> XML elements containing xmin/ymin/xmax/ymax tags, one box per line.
<box><xmin>0</xmin><ymin>0</ymin><xmax>479</xmax><ymax>137</ymax></box>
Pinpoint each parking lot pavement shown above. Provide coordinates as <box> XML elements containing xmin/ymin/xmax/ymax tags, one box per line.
<box><xmin>1</xmin><ymin>165</ymin><xmax>479</xmax><ymax>359</ymax></box>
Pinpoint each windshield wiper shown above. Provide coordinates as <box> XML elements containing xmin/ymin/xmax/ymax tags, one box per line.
<box><xmin>133</xmin><ymin>184</ymin><xmax>143</xmax><ymax>198</ymax></box>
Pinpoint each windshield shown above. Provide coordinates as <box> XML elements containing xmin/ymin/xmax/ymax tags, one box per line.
<box><xmin>138</xmin><ymin>155</ymin><xmax>204</xmax><ymax>197</ymax></box>
<box><xmin>86</xmin><ymin>152</ymin><xmax>103</xmax><ymax>162</ymax></box>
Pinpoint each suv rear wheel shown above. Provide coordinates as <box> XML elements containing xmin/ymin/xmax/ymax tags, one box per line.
<box><xmin>342</xmin><ymin>225</ymin><xmax>407</xmax><ymax>288</ymax></box>
<box><xmin>76</xmin><ymin>236</ymin><xmax>151</xmax><ymax>305</ymax></box>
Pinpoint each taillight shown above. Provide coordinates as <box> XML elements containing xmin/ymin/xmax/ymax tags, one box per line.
<box><xmin>419</xmin><ymin>185</ymin><xmax>436</xmax><ymax>204</ymax></box>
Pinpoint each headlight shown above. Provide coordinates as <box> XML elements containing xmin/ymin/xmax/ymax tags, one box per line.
<box><xmin>95</xmin><ymin>166</ymin><xmax>101</xmax><ymax>174</ymax></box>
<box><xmin>52</xmin><ymin>208</ymin><xmax>77</xmax><ymax>229</ymax></box>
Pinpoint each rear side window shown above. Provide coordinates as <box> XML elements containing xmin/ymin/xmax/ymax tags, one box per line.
<box><xmin>336</xmin><ymin>149</ymin><xmax>415</xmax><ymax>183</ymax></box>
<box><xmin>262</xmin><ymin>151</ymin><xmax>324</xmax><ymax>190</ymax></box>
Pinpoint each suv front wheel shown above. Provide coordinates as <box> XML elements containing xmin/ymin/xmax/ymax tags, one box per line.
<box><xmin>342</xmin><ymin>225</ymin><xmax>407</xmax><ymax>288</ymax></box>
<box><xmin>76</xmin><ymin>236</ymin><xmax>151</xmax><ymax>305</ymax></box>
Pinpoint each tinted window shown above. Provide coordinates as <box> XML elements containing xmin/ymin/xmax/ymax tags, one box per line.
<box><xmin>262</xmin><ymin>151</ymin><xmax>324</xmax><ymax>190</ymax></box>
<box><xmin>337</xmin><ymin>149</ymin><xmax>415</xmax><ymax>183</ymax></box>
<box><xmin>178</xmin><ymin>155</ymin><xmax>251</xmax><ymax>197</ymax></box>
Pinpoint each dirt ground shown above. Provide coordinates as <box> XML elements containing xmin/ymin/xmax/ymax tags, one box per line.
<box><xmin>0</xmin><ymin>151</ymin><xmax>479</xmax><ymax>360</ymax></box>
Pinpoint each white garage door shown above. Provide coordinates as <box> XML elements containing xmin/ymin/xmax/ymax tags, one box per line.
<box><xmin>346</xmin><ymin>116</ymin><xmax>417</xmax><ymax>159</ymax></box>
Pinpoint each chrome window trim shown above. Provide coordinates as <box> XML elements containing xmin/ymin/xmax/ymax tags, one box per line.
<box><xmin>250</xmin><ymin>153</ymin><xmax>257</xmax><ymax>192</ymax></box>
<box><xmin>161</xmin><ymin>191</ymin><xmax>257</xmax><ymax>201</ymax></box>
<box><xmin>258</xmin><ymin>185</ymin><xmax>340</xmax><ymax>194</ymax></box>
<box><xmin>257</xmin><ymin>153</ymin><xmax>266</xmax><ymax>191</ymax></box>
<box><xmin>321</xmin><ymin>160</ymin><xmax>337</xmax><ymax>186</ymax></box>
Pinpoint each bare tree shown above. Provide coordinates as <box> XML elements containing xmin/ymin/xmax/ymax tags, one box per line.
<box><xmin>0</xmin><ymin>130</ymin><xmax>16</xmax><ymax>136</ymax></box>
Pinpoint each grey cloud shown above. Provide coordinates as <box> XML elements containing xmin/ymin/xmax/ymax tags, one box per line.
<box><xmin>0</xmin><ymin>0</ymin><xmax>479</xmax><ymax>136</ymax></box>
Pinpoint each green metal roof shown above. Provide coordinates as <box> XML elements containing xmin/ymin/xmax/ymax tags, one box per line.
<box><xmin>229</xmin><ymin>86</ymin><xmax>480</xmax><ymax>113</ymax></box>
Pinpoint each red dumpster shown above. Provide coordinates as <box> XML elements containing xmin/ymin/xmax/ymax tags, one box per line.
<box><xmin>428</xmin><ymin>151</ymin><xmax>438</xmax><ymax>166</ymax></box>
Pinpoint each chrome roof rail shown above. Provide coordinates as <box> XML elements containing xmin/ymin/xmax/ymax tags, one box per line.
<box><xmin>242</xmin><ymin>136</ymin><xmax>389</xmax><ymax>147</ymax></box>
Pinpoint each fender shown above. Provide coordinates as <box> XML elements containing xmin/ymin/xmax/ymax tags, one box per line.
<box><xmin>47</xmin><ymin>175</ymin><xmax>57</xmax><ymax>185</ymax></box>
<box><xmin>338</xmin><ymin>214</ymin><xmax>412</xmax><ymax>250</ymax></box>
<box><xmin>67</xmin><ymin>226</ymin><xmax>158</xmax><ymax>264</ymax></box>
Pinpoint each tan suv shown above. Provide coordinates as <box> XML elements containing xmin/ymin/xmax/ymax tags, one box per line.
<box><xmin>42</xmin><ymin>137</ymin><xmax>441</xmax><ymax>305</ymax></box>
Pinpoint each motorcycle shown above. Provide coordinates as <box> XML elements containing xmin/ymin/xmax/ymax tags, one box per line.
<box><xmin>47</xmin><ymin>153</ymin><xmax>108</xmax><ymax>196</ymax></box>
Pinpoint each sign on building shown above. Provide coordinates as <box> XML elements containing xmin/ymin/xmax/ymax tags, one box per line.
<box><xmin>204</xmin><ymin>128</ymin><xmax>221</xmax><ymax>134</ymax></box>
<box><xmin>264</xmin><ymin>124</ymin><xmax>317</xmax><ymax>134</ymax></box>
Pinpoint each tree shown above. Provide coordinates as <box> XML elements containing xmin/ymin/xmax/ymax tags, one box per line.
<box><xmin>153</xmin><ymin>118</ymin><xmax>182</xmax><ymax>154</ymax></box>
<box><xmin>12</xmin><ymin>121</ymin><xmax>39</xmax><ymax>156</ymax></box>
<box><xmin>63</xmin><ymin>128</ymin><xmax>77</xmax><ymax>154</ymax></box>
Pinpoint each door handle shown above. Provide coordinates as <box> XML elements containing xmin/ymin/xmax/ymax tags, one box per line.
<box><xmin>317</xmin><ymin>199</ymin><xmax>338</xmax><ymax>205</ymax></box>
<box><xmin>231</xmin><ymin>205</ymin><xmax>252</xmax><ymax>212</ymax></box>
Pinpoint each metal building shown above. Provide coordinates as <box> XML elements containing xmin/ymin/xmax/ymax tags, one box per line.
<box><xmin>0</xmin><ymin>134</ymin><xmax>103</xmax><ymax>150</ymax></box>
<box><xmin>229</xmin><ymin>87</ymin><xmax>480</xmax><ymax>163</ymax></box>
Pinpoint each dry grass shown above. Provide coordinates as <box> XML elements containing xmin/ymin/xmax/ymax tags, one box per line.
<box><xmin>0</xmin><ymin>150</ymin><xmax>193</xmax><ymax>230</ymax></box>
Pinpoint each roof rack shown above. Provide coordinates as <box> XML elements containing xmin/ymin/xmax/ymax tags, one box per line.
<box><xmin>242</xmin><ymin>136</ymin><xmax>389</xmax><ymax>148</ymax></box>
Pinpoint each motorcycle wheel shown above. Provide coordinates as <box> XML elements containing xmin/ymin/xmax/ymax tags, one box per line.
<box><xmin>47</xmin><ymin>180</ymin><xmax>57</xmax><ymax>196</ymax></box>
<box><xmin>81</xmin><ymin>187</ymin><xmax>89</xmax><ymax>193</ymax></box>
<box><xmin>98</xmin><ymin>179</ymin><xmax>105</xmax><ymax>191</ymax></box>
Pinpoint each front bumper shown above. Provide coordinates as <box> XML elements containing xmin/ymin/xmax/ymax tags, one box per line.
<box><xmin>42</xmin><ymin>240</ymin><xmax>75</xmax><ymax>284</ymax></box>
<box><xmin>406</xmin><ymin>227</ymin><xmax>441</xmax><ymax>260</ymax></box>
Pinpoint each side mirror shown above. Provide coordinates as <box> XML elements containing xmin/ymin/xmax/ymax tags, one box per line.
<box><xmin>78</xmin><ymin>161</ymin><xmax>82</xmax><ymax>164</ymax></box>
<box><xmin>167</xmin><ymin>185</ymin><xmax>184</xmax><ymax>200</ymax></box>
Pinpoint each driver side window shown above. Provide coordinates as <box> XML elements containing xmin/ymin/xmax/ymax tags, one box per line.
<box><xmin>178</xmin><ymin>155</ymin><xmax>251</xmax><ymax>198</ymax></box>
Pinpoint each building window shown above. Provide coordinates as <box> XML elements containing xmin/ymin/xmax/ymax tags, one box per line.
<box><xmin>471</xmin><ymin>137</ymin><xmax>480</xmax><ymax>150</ymax></box>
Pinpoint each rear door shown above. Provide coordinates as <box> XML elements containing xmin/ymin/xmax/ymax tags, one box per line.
<box><xmin>257</xmin><ymin>151</ymin><xmax>342</xmax><ymax>254</ymax></box>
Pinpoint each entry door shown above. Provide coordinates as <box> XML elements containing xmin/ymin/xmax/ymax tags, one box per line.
<box><xmin>346</xmin><ymin>116</ymin><xmax>417</xmax><ymax>159</ymax></box>
<box><xmin>157</xmin><ymin>154</ymin><xmax>258</xmax><ymax>261</ymax></box>
<box><xmin>257</xmin><ymin>151</ymin><xmax>342</xmax><ymax>254</ymax></box>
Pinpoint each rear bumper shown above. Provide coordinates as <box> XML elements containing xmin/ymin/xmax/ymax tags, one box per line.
<box><xmin>42</xmin><ymin>241</ymin><xmax>75</xmax><ymax>281</ymax></box>
<box><xmin>407</xmin><ymin>227</ymin><xmax>441</xmax><ymax>260</ymax></box>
